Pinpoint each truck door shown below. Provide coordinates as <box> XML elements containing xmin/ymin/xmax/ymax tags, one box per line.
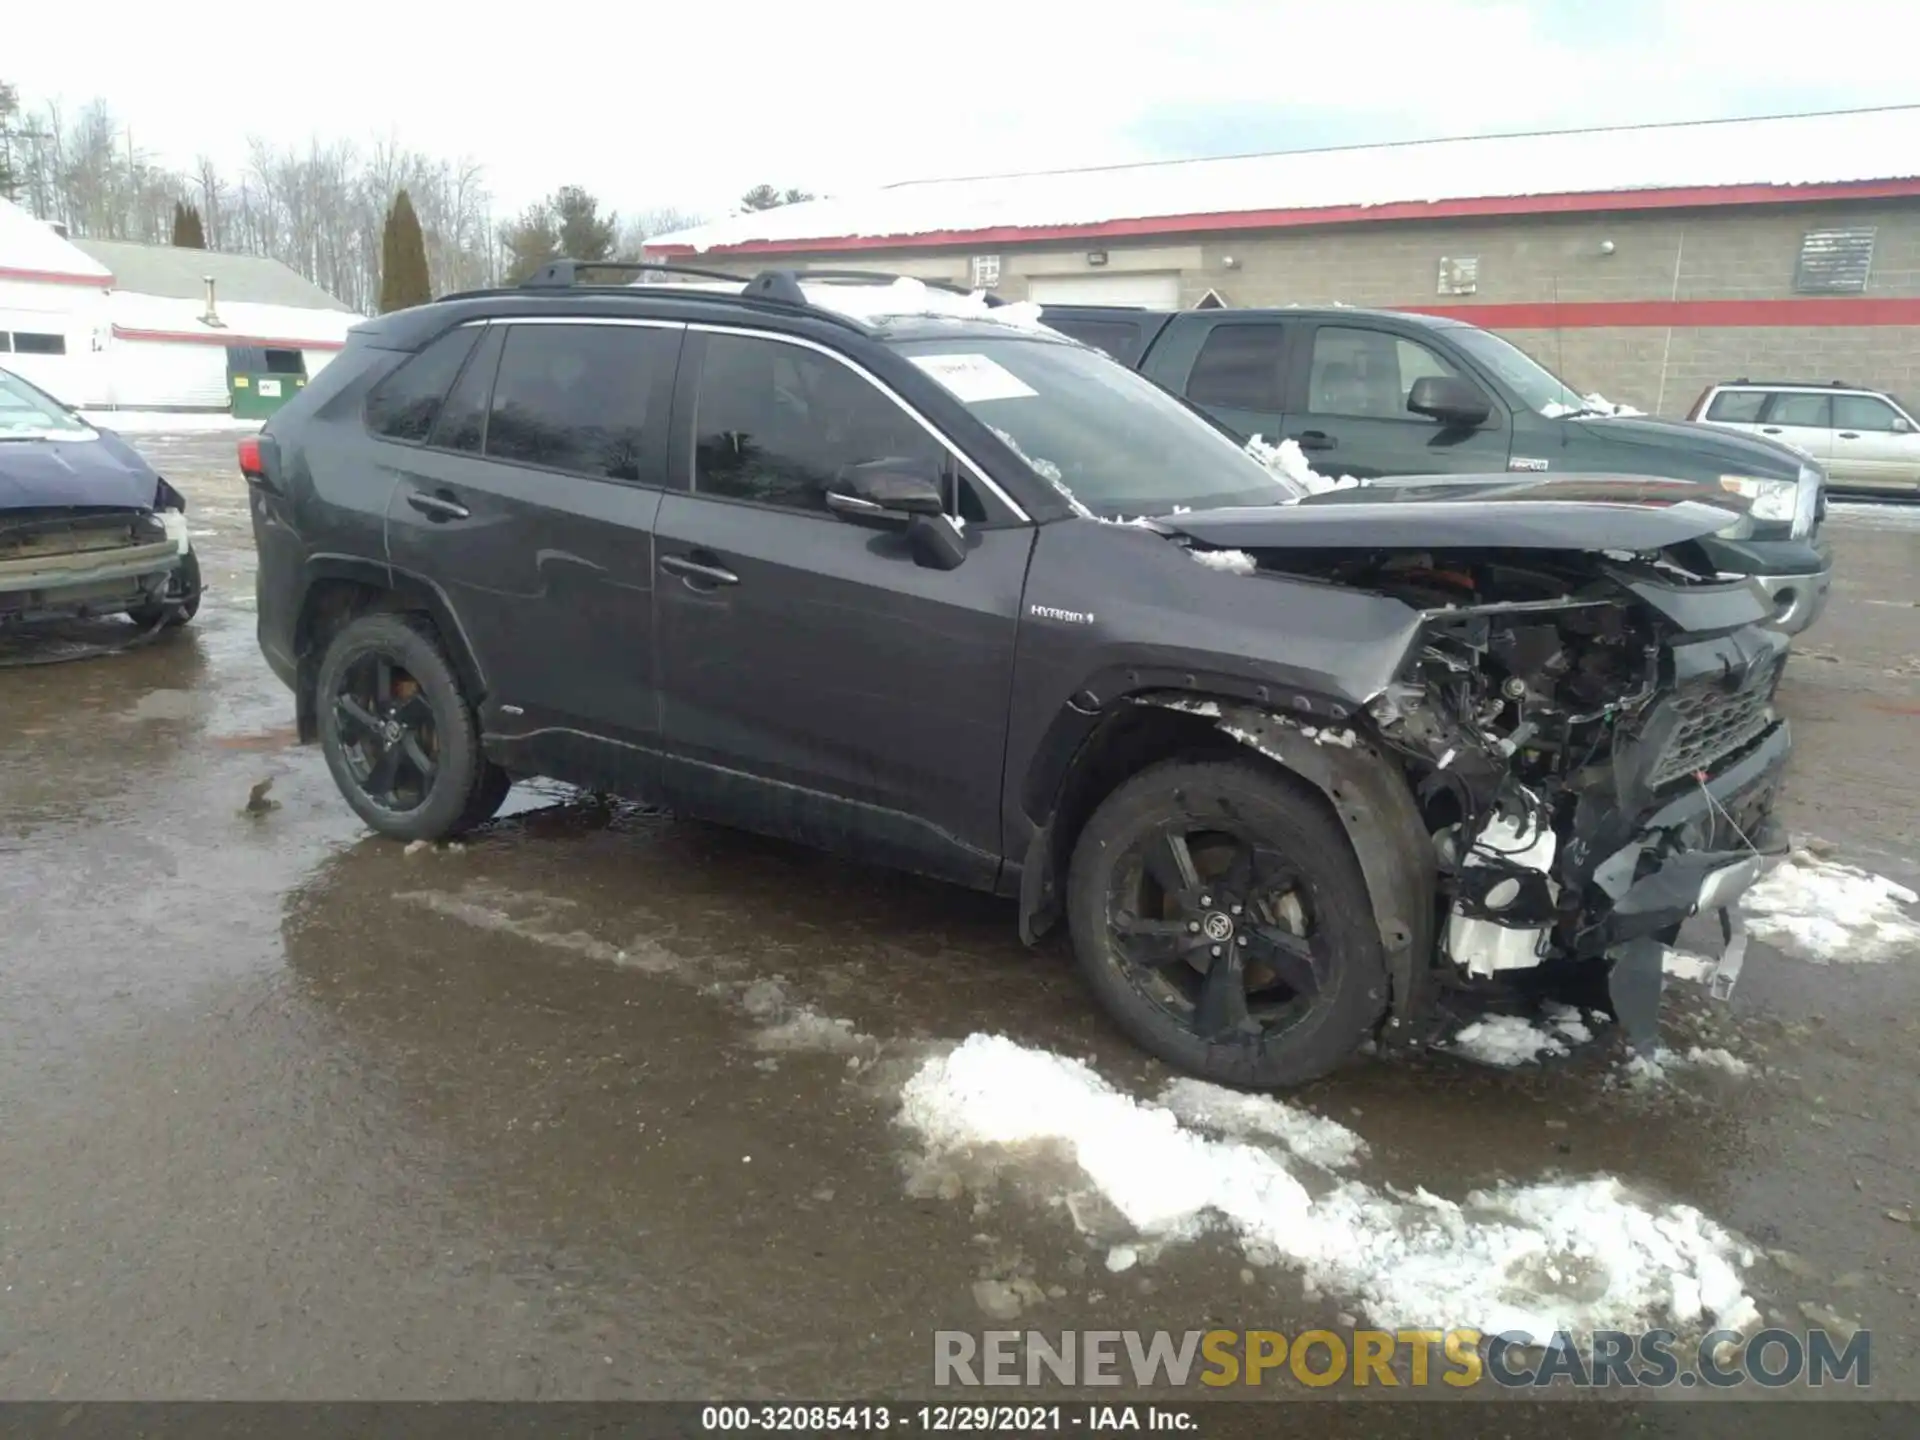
<box><xmin>1283</xmin><ymin>322</ymin><xmax>1509</xmax><ymax>479</ymax></box>
<box><xmin>1165</xmin><ymin>319</ymin><xmax>1293</xmax><ymax>444</ymax></box>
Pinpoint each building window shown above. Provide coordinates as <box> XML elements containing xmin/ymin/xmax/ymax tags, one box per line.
<box><xmin>8</xmin><ymin>332</ymin><xmax>67</xmax><ymax>355</ymax></box>
<box><xmin>970</xmin><ymin>255</ymin><xmax>1001</xmax><ymax>289</ymax></box>
<box><xmin>1437</xmin><ymin>256</ymin><xmax>1479</xmax><ymax>296</ymax></box>
<box><xmin>1794</xmin><ymin>228</ymin><xmax>1875</xmax><ymax>294</ymax></box>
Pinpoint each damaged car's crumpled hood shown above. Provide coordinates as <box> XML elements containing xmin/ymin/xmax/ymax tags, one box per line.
<box><xmin>0</xmin><ymin>430</ymin><xmax>162</xmax><ymax>513</ymax></box>
<box><xmin>1161</xmin><ymin>473</ymin><xmax>1746</xmax><ymax>553</ymax></box>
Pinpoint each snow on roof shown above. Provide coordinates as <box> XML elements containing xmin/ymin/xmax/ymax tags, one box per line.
<box><xmin>109</xmin><ymin>290</ymin><xmax>361</xmax><ymax>349</ymax></box>
<box><xmin>651</xmin><ymin>105</ymin><xmax>1920</xmax><ymax>254</ymax></box>
<box><xmin>639</xmin><ymin>275</ymin><xmax>1050</xmax><ymax>330</ymax></box>
<box><xmin>72</xmin><ymin>238</ymin><xmax>354</xmax><ymax>312</ymax></box>
<box><xmin>0</xmin><ymin>197</ymin><xmax>112</xmax><ymax>282</ymax></box>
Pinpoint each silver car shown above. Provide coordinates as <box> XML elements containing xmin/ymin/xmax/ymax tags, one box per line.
<box><xmin>1691</xmin><ymin>380</ymin><xmax>1920</xmax><ymax>497</ymax></box>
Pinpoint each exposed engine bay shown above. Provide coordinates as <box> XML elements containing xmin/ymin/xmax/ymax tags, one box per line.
<box><xmin>1194</xmin><ymin>543</ymin><xmax>1792</xmax><ymax>1049</ymax></box>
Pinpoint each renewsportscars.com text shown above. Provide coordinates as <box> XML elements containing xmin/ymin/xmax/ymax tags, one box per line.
<box><xmin>934</xmin><ymin>1328</ymin><xmax>1870</xmax><ymax>1389</ymax></box>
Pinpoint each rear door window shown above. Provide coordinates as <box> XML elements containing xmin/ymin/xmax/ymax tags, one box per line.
<box><xmin>485</xmin><ymin>323</ymin><xmax>680</xmax><ymax>484</ymax></box>
<box><xmin>1705</xmin><ymin>389</ymin><xmax>1768</xmax><ymax>423</ymax></box>
<box><xmin>429</xmin><ymin>326</ymin><xmax>504</xmax><ymax>454</ymax></box>
<box><xmin>366</xmin><ymin>327</ymin><xmax>483</xmax><ymax>443</ymax></box>
<box><xmin>1185</xmin><ymin>324</ymin><xmax>1288</xmax><ymax>412</ymax></box>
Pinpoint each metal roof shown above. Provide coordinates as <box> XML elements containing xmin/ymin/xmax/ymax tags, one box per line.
<box><xmin>649</xmin><ymin>105</ymin><xmax>1920</xmax><ymax>256</ymax></box>
<box><xmin>69</xmin><ymin>238</ymin><xmax>355</xmax><ymax>312</ymax></box>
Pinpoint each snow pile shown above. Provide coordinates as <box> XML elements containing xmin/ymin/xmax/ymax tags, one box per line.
<box><xmin>1662</xmin><ymin>948</ymin><xmax>1719</xmax><ymax>984</ymax></box>
<box><xmin>1449</xmin><ymin>1014</ymin><xmax>1570</xmax><ymax>1066</ymax></box>
<box><xmin>1741</xmin><ymin>848</ymin><xmax>1920</xmax><ymax>963</ymax></box>
<box><xmin>1679</xmin><ymin>1047</ymin><xmax>1753</xmax><ymax>1078</ymax></box>
<box><xmin>81</xmin><ymin>410</ymin><xmax>262</xmax><ymax>434</ymax></box>
<box><xmin>1157</xmin><ymin>1077</ymin><xmax>1366</xmax><ymax>1169</ymax></box>
<box><xmin>804</xmin><ymin>277</ymin><xmax>1049</xmax><ymax>332</ymax></box>
<box><xmin>1189</xmin><ymin>548</ymin><xmax>1258</xmax><ymax>575</ymax></box>
<box><xmin>1542</xmin><ymin>393</ymin><xmax>1648</xmax><ymax>419</ymax></box>
<box><xmin>900</xmin><ymin>1035</ymin><xmax>1759</xmax><ymax>1337</ymax></box>
<box><xmin>1246</xmin><ymin>434</ymin><xmax>1363</xmax><ymax>495</ymax></box>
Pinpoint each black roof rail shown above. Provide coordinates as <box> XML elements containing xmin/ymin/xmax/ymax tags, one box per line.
<box><xmin>1730</xmin><ymin>377</ymin><xmax>1858</xmax><ymax>389</ymax></box>
<box><xmin>520</xmin><ymin>258</ymin><xmax>747</xmax><ymax>288</ymax></box>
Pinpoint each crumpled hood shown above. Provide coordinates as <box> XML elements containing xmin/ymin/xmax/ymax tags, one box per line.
<box><xmin>1162</xmin><ymin>472</ymin><xmax>1746</xmax><ymax>553</ymax></box>
<box><xmin>0</xmin><ymin>429</ymin><xmax>161</xmax><ymax>512</ymax></box>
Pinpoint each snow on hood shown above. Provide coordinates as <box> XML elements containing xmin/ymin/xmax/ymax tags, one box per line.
<box><xmin>1542</xmin><ymin>392</ymin><xmax>1648</xmax><ymax>418</ymax></box>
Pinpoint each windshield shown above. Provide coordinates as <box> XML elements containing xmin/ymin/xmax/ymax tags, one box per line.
<box><xmin>892</xmin><ymin>336</ymin><xmax>1303</xmax><ymax>517</ymax></box>
<box><xmin>1443</xmin><ymin>327</ymin><xmax>1588</xmax><ymax>416</ymax></box>
<box><xmin>0</xmin><ymin>368</ymin><xmax>93</xmax><ymax>440</ymax></box>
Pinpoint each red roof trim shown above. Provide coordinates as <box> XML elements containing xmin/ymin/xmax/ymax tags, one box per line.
<box><xmin>0</xmin><ymin>264</ymin><xmax>112</xmax><ymax>287</ymax></box>
<box><xmin>112</xmin><ymin>325</ymin><xmax>347</xmax><ymax>351</ymax></box>
<box><xmin>647</xmin><ymin>178</ymin><xmax>1920</xmax><ymax>256</ymax></box>
<box><xmin>1408</xmin><ymin>297</ymin><xmax>1920</xmax><ymax>328</ymax></box>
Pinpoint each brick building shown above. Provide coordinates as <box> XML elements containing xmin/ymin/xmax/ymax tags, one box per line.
<box><xmin>648</xmin><ymin>107</ymin><xmax>1920</xmax><ymax>417</ymax></box>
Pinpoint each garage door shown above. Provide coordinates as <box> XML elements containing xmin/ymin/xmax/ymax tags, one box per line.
<box><xmin>1025</xmin><ymin>272</ymin><xmax>1180</xmax><ymax>308</ymax></box>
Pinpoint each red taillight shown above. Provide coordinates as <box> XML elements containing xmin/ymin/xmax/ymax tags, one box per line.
<box><xmin>237</xmin><ymin>435</ymin><xmax>262</xmax><ymax>477</ymax></box>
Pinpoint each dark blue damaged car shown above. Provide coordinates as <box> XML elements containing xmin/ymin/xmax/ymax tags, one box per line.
<box><xmin>0</xmin><ymin>365</ymin><xmax>201</xmax><ymax>634</ymax></box>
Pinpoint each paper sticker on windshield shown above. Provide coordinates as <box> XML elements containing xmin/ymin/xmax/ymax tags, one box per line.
<box><xmin>910</xmin><ymin>353</ymin><xmax>1037</xmax><ymax>403</ymax></box>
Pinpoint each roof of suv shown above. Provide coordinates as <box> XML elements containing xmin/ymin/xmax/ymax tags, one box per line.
<box><xmin>1712</xmin><ymin>379</ymin><xmax>1876</xmax><ymax>393</ymax></box>
<box><xmin>354</xmin><ymin>261</ymin><xmax>1069</xmax><ymax>352</ymax></box>
<box><xmin>1039</xmin><ymin>302</ymin><xmax>1465</xmax><ymax>329</ymax></box>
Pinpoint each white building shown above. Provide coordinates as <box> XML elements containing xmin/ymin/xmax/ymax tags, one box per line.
<box><xmin>0</xmin><ymin>197</ymin><xmax>360</xmax><ymax>410</ymax></box>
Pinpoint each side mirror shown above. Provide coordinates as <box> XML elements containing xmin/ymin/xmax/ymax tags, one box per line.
<box><xmin>1407</xmin><ymin>375</ymin><xmax>1492</xmax><ymax>427</ymax></box>
<box><xmin>826</xmin><ymin>459</ymin><xmax>947</xmax><ymax>527</ymax></box>
<box><xmin>1892</xmin><ymin>416</ymin><xmax>1914</xmax><ymax>435</ymax></box>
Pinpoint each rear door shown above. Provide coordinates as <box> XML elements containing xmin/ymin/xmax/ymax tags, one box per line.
<box><xmin>381</xmin><ymin>317</ymin><xmax>682</xmax><ymax>786</ymax></box>
<box><xmin>650</xmin><ymin>327</ymin><xmax>1033</xmax><ymax>887</ymax></box>
<box><xmin>1830</xmin><ymin>392</ymin><xmax>1920</xmax><ymax>493</ymax></box>
<box><xmin>1283</xmin><ymin>322</ymin><xmax>1508</xmax><ymax>478</ymax></box>
<box><xmin>1755</xmin><ymin>390</ymin><xmax>1834</xmax><ymax>466</ymax></box>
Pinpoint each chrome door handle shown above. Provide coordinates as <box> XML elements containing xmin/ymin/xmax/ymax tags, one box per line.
<box><xmin>660</xmin><ymin>554</ymin><xmax>740</xmax><ymax>587</ymax></box>
<box><xmin>406</xmin><ymin>491</ymin><xmax>471</xmax><ymax>521</ymax></box>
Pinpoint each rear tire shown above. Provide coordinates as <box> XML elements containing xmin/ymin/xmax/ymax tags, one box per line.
<box><xmin>315</xmin><ymin>612</ymin><xmax>507</xmax><ymax>841</ymax></box>
<box><xmin>1065</xmin><ymin>758</ymin><xmax>1387</xmax><ymax>1088</ymax></box>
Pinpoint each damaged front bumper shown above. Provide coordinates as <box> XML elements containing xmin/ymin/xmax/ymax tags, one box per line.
<box><xmin>0</xmin><ymin>511</ymin><xmax>184</xmax><ymax>625</ymax></box>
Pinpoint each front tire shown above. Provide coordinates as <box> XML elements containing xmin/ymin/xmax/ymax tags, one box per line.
<box><xmin>314</xmin><ymin>613</ymin><xmax>508</xmax><ymax>841</ymax></box>
<box><xmin>1065</xmin><ymin>758</ymin><xmax>1387</xmax><ymax>1088</ymax></box>
<box><xmin>129</xmin><ymin>549</ymin><xmax>201</xmax><ymax>629</ymax></box>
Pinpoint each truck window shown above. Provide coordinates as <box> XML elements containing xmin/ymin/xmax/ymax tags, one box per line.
<box><xmin>1307</xmin><ymin>327</ymin><xmax>1462</xmax><ymax>420</ymax></box>
<box><xmin>1185</xmin><ymin>324</ymin><xmax>1287</xmax><ymax>411</ymax></box>
<box><xmin>1046</xmin><ymin>318</ymin><xmax>1144</xmax><ymax>365</ymax></box>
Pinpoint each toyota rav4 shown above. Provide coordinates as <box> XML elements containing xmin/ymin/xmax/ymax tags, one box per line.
<box><xmin>246</xmin><ymin>266</ymin><xmax>1792</xmax><ymax>1087</ymax></box>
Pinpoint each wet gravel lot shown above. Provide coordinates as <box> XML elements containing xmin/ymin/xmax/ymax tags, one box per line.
<box><xmin>2</xmin><ymin>435</ymin><xmax>1917</xmax><ymax>1426</ymax></box>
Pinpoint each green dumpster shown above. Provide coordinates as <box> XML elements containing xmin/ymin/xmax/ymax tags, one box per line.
<box><xmin>226</xmin><ymin>346</ymin><xmax>309</xmax><ymax>420</ymax></box>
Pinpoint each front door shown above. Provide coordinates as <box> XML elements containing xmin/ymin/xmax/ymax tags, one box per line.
<box><xmin>382</xmin><ymin>318</ymin><xmax>682</xmax><ymax>787</ymax></box>
<box><xmin>652</xmin><ymin>329</ymin><xmax>1032</xmax><ymax>887</ymax></box>
<box><xmin>1284</xmin><ymin>322</ymin><xmax>1510</xmax><ymax>478</ymax></box>
<box><xmin>1830</xmin><ymin>392</ymin><xmax>1920</xmax><ymax>493</ymax></box>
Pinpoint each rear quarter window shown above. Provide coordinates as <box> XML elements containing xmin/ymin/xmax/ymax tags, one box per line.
<box><xmin>1705</xmin><ymin>389</ymin><xmax>1767</xmax><ymax>423</ymax></box>
<box><xmin>365</xmin><ymin>327</ymin><xmax>484</xmax><ymax>443</ymax></box>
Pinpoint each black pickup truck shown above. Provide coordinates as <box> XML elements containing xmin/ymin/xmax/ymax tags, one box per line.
<box><xmin>1042</xmin><ymin>305</ymin><xmax>1832</xmax><ymax>635</ymax></box>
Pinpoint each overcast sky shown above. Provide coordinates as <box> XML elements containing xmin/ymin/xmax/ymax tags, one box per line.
<box><xmin>11</xmin><ymin>0</ymin><xmax>1920</xmax><ymax>224</ymax></box>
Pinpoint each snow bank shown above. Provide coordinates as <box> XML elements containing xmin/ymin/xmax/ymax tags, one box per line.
<box><xmin>901</xmin><ymin>1035</ymin><xmax>1758</xmax><ymax>1338</ymax></box>
<box><xmin>1156</xmin><ymin>1077</ymin><xmax>1366</xmax><ymax>1170</ymax></box>
<box><xmin>1741</xmin><ymin>848</ymin><xmax>1920</xmax><ymax>963</ymax></box>
<box><xmin>1245</xmin><ymin>434</ymin><xmax>1363</xmax><ymax>495</ymax></box>
<box><xmin>81</xmin><ymin>410</ymin><xmax>262</xmax><ymax>434</ymax></box>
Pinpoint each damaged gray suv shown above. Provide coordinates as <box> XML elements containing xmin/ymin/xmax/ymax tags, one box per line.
<box><xmin>247</xmin><ymin>265</ymin><xmax>1791</xmax><ymax>1087</ymax></box>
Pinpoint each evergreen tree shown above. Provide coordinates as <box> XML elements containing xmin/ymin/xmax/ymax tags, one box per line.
<box><xmin>500</xmin><ymin>201</ymin><xmax>561</xmax><ymax>284</ymax></box>
<box><xmin>172</xmin><ymin>200</ymin><xmax>206</xmax><ymax>248</ymax></box>
<box><xmin>739</xmin><ymin>184</ymin><xmax>814</xmax><ymax>212</ymax></box>
<box><xmin>553</xmin><ymin>185</ymin><xmax>616</xmax><ymax>263</ymax></box>
<box><xmin>379</xmin><ymin>188</ymin><xmax>431</xmax><ymax>312</ymax></box>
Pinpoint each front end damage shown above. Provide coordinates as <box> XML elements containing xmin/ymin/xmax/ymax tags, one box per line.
<box><xmin>0</xmin><ymin>507</ymin><xmax>185</xmax><ymax>626</ymax></box>
<box><xmin>1170</xmin><ymin>546</ymin><xmax>1792</xmax><ymax>1055</ymax></box>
